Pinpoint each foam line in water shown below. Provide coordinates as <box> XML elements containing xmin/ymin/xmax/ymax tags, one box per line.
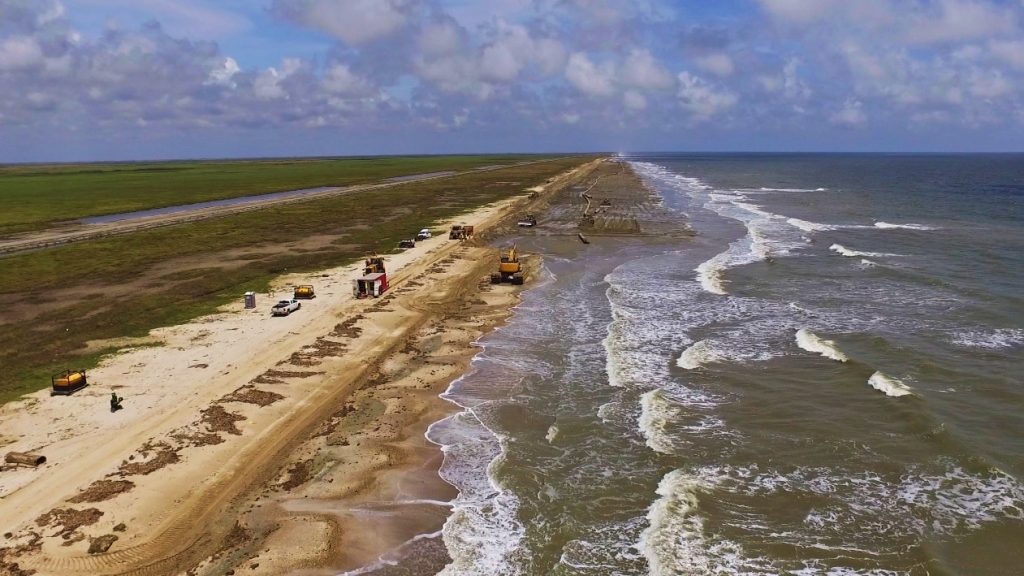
<box><xmin>795</xmin><ymin>329</ymin><xmax>848</xmax><ymax>362</ymax></box>
<box><xmin>829</xmin><ymin>243</ymin><xmax>902</xmax><ymax>258</ymax></box>
<box><xmin>874</xmin><ymin>221</ymin><xmax>936</xmax><ymax>230</ymax></box>
<box><xmin>951</xmin><ymin>328</ymin><xmax>1024</xmax><ymax>350</ymax></box>
<box><xmin>868</xmin><ymin>371</ymin><xmax>914</xmax><ymax>397</ymax></box>
<box><xmin>787</xmin><ymin>218</ymin><xmax>836</xmax><ymax>232</ymax></box>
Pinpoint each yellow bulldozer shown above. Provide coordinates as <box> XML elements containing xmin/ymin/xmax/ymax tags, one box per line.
<box><xmin>364</xmin><ymin>257</ymin><xmax>386</xmax><ymax>275</ymax></box>
<box><xmin>490</xmin><ymin>245</ymin><xmax>525</xmax><ymax>285</ymax></box>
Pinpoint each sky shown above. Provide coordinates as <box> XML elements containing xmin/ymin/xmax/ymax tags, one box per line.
<box><xmin>1</xmin><ymin>0</ymin><xmax>1023</xmax><ymax>161</ymax></box>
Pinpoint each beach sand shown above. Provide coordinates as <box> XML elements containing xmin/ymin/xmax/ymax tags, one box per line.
<box><xmin>0</xmin><ymin>159</ymin><xmax>602</xmax><ymax>576</ymax></box>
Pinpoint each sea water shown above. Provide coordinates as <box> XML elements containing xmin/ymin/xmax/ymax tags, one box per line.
<box><xmin>418</xmin><ymin>154</ymin><xmax>1024</xmax><ymax>575</ymax></box>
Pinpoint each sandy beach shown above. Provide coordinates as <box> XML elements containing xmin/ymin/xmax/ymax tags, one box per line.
<box><xmin>0</xmin><ymin>159</ymin><xmax>602</xmax><ymax>576</ymax></box>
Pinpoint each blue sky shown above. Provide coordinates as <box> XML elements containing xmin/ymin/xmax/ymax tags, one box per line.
<box><xmin>1</xmin><ymin>0</ymin><xmax>1022</xmax><ymax>161</ymax></box>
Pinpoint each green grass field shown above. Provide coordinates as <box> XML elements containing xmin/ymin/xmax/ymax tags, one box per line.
<box><xmin>0</xmin><ymin>155</ymin><xmax>551</xmax><ymax>236</ymax></box>
<box><xmin>0</xmin><ymin>156</ymin><xmax>593</xmax><ymax>403</ymax></box>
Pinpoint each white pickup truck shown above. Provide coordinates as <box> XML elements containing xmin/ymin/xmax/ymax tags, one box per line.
<box><xmin>416</xmin><ymin>228</ymin><xmax>432</xmax><ymax>240</ymax></box>
<box><xmin>271</xmin><ymin>299</ymin><xmax>301</xmax><ymax>316</ymax></box>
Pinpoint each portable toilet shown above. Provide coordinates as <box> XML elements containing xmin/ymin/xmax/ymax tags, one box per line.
<box><xmin>244</xmin><ymin>292</ymin><xmax>256</xmax><ymax>309</ymax></box>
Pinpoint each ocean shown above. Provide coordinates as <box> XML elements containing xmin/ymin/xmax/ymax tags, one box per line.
<box><xmin>426</xmin><ymin>153</ymin><xmax>1024</xmax><ymax>575</ymax></box>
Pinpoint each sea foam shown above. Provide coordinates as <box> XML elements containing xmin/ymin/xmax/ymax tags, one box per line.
<box><xmin>874</xmin><ymin>221</ymin><xmax>936</xmax><ymax>230</ymax></box>
<box><xmin>868</xmin><ymin>371</ymin><xmax>914</xmax><ymax>397</ymax></box>
<box><xmin>795</xmin><ymin>329</ymin><xmax>848</xmax><ymax>362</ymax></box>
<box><xmin>829</xmin><ymin>243</ymin><xmax>901</xmax><ymax>258</ymax></box>
<box><xmin>951</xmin><ymin>328</ymin><xmax>1024</xmax><ymax>350</ymax></box>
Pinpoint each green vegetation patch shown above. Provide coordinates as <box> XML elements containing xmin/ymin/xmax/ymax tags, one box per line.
<box><xmin>0</xmin><ymin>157</ymin><xmax>592</xmax><ymax>403</ymax></box>
<box><xmin>0</xmin><ymin>154</ymin><xmax>552</xmax><ymax>236</ymax></box>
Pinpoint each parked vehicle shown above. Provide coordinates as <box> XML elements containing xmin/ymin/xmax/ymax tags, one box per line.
<box><xmin>293</xmin><ymin>285</ymin><xmax>315</xmax><ymax>299</ymax></box>
<box><xmin>271</xmin><ymin>299</ymin><xmax>301</xmax><ymax>316</ymax></box>
<box><xmin>399</xmin><ymin>239</ymin><xmax>416</xmax><ymax>249</ymax></box>
<box><xmin>416</xmin><ymin>228</ymin><xmax>432</xmax><ymax>240</ymax></box>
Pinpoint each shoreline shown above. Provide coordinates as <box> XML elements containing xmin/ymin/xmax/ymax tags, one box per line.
<box><xmin>0</xmin><ymin>159</ymin><xmax>603</xmax><ymax>576</ymax></box>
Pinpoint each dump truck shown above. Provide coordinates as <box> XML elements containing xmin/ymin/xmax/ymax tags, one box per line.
<box><xmin>490</xmin><ymin>245</ymin><xmax>525</xmax><ymax>285</ymax></box>
<box><xmin>293</xmin><ymin>285</ymin><xmax>316</xmax><ymax>299</ymax></box>
<box><xmin>51</xmin><ymin>369</ymin><xmax>87</xmax><ymax>395</ymax></box>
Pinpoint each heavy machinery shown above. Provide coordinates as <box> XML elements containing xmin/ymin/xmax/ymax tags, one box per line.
<box><xmin>490</xmin><ymin>245</ymin><xmax>525</xmax><ymax>285</ymax></box>
<box><xmin>355</xmin><ymin>256</ymin><xmax>389</xmax><ymax>298</ymax></box>
<box><xmin>449</xmin><ymin>224</ymin><xmax>475</xmax><ymax>240</ymax></box>
<box><xmin>364</xmin><ymin>257</ymin><xmax>385</xmax><ymax>275</ymax></box>
<box><xmin>293</xmin><ymin>285</ymin><xmax>316</xmax><ymax>299</ymax></box>
<box><xmin>51</xmin><ymin>369</ymin><xmax>87</xmax><ymax>395</ymax></box>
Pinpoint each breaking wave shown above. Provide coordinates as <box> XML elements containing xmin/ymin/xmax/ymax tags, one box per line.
<box><xmin>868</xmin><ymin>371</ymin><xmax>914</xmax><ymax>397</ymax></box>
<box><xmin>795</xmin><ymin>329</ymin><xmax>849</xmax><ymax>362</ymax></box>
<box><xmin>676</xmin><ymin>340</ymin><xmax>724</xmax><ymax>369</ymax></box>
<box><xmin>829</xmin><ymin>243</ymin><xmax>902</xmax><ymax>258</ymax></box>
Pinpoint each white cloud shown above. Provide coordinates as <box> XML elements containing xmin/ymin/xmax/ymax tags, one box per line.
<box><xmin>274</xmin><ymin>0</ymin><xmax>413</xmax><ymax>45</ymax></box>
<box><xmin>905</xmin><ymin>0</ymin><xmax>1018</xmax><ymax>44</ymax></box>
<box><xmin>479</xmin><ymin>23</ymin><xmax>567</xmax><ymax>82</ymax></box>
<box><xmin>418</xmin><ymin>19</ymin><xmax>462</xmax><ymax>56</ymax></box>
<box><xmin>623</xmin><ymin>89</ymin><xmax>647</xmax><ymax>110</ymax></box>
<box><xmin>206</xmin><ymin>57</ymin><xmax>240</xmax><ymax>87</ymax></box>
<box><xmin>322</xmin><ymin>62</ymin><xmax>374</xmax><ymax>95</ymax></box>
<box><xmin>565</xmin><ymin>52</ymin><xmax>617</xmax><ymax>96</ymax></box>
<box><xmin>71</xmin><ymin>0</ymin><xmax>250</xmax><ymax>39</ymax></box>
<box><xmin>695</xmin><ymin>52</ymin><xmax>734</xmax><ymax>77</ymax></box>
<box><xmin>253</xmin><ymin>60</ymin><xmax>302</xmax><ymax>100</ymax></box>
<box><xmin>830</xmin><ymin>98</ymin><xmax>867</xmax><ymax>127</ymax></box>
<box><xmin>676</xmin><ymin>71</ymin><xmax>737</xmax><ymax>120</ymax></box>
<box><xmin>622</xmin><ymin>48</ymin><xmax>674</xmax><ymax>90</ymax></box>
<box><xmin>990</xmin><ymin>39</ymin><xmax>1024</xmax><ymax>69</ymax></box>
<box><xmin>0</xmin><ymin>36</ymin><xmax>45</xmax><ymax>71</ymax></box>
<box><xmin>756</xmin><ymin>0</ymin><xmax>836</xmax><ymax>24</ymax></box>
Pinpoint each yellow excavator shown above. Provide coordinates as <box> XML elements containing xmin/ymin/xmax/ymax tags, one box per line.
<box><xmin>490</xmin><ymin>245</ymin><xmax>525</xmax><ymax>285</ymax></box>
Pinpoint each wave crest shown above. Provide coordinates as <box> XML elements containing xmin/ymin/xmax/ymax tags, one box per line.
<box><xmin>868</xmin><ymin>371</ymin><xmax>914</xmax><ymax>397</ymax></box>
<box><xmin>795</xmin><ymin>329</ymin><xmax>848</xmax><ymax>362</ymax></box>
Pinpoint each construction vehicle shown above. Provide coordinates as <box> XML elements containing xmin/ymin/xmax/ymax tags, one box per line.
<box><xmin>517</xmin><ymin>215</ymin><xmax>537</xmax><ymax>227</ymax></box>
<box><xmin>490</xmin><ymin>245</ymin><xmax>525</xmax><ymax>285</ymax></box>
<box><xmin>449</xmin><ymin>225</ymin><xmax>475</xmax><ymax>239</ymax></box>
<box><xmin>51</xmin><ymin>369</ymin><xmax>87</xmax><ymax>395</ymax></box>
<box><xmin>293</xmin><ymin>285</ymin><xmax>316</xmax><ymax>299</ymax></box>
<box><xmin>364</xmin><ymin>257</ymin><xmax>385</xmax><ymax>275</ymax></box>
